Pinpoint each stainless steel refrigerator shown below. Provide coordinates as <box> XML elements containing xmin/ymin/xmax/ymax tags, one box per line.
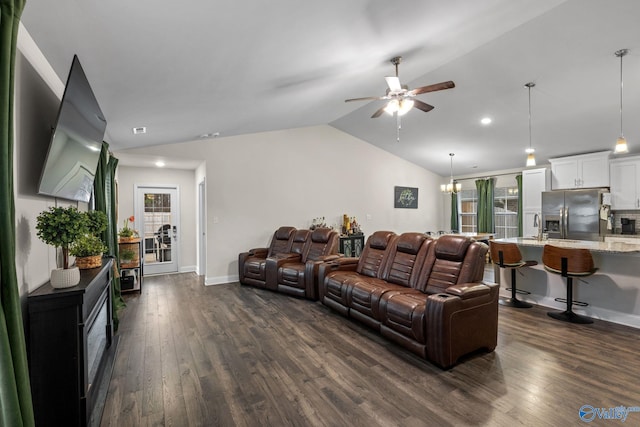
<box><xmin>541</xmin><ymin>189</ymin><xmax>607</xmax><ymax>241</ymax></box>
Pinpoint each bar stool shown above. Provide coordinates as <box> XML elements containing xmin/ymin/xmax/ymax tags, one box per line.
<box><xmin>542</xmin><ymin>244</ymin><xmax>597</xmax><ymax>324</ymax></box>
<box><xmin>489</xmin><ymin>241</ymin><xmax>536</xmax><ymax>308</ymax></box>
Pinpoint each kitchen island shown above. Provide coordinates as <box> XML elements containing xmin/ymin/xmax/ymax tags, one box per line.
<box><xmin>494</xmin><ymin>237</ymin><xmax>640</xmax><ymax>328</ymax></box>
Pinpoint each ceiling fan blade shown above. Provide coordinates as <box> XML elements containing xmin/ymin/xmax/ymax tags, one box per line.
<box><xmin>371</xmin><ymin>106</ymin><xmax>386</xmax><ymax>118</ymax></box>
<box><xmin>413</xmin><ymin>99</ymin><xmax>435</xmax><ymax>113</ymax></box>
<box><xmin>385</xmin><ymin>76</ymin><xmax>402</xmax><ymax>92</ymax></box>
<box><xmin>345</xmin><ymin>96</ymin><xmax>384</xmax><ymax>102</ymax></box>
<box><xmin>408</xmin><ymin>80</ymin><xmax>455</xmax><ymax>96</ymax></box>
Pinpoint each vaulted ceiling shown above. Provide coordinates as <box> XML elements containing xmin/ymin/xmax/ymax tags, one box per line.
<box><xmin>20</xmin><ymin>0</ymin><xmax>640</xmax><ymax>176</ymax></box>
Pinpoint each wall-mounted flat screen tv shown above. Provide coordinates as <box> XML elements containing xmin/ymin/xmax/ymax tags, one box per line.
<box><xmin>38</xmin><ymin>55</ymin><xmax>106</xmax><ymax>203</ymax></box>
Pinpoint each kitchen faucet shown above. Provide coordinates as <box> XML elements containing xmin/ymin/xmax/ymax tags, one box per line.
<box><xmin>533</xmin><ymin>213</ymin><xmax>542</xmax><ymax>240</ymax></box>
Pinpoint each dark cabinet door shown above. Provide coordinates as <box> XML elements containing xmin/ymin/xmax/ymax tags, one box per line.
<box><xmin>28</xmin><ymin>259</ymin><xmax>114</xmax><ymax>427</ymax></box>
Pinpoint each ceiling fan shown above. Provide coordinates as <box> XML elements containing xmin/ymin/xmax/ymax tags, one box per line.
<box><xmin>345</xmin><ymin>56</ymin><xmax>455</xmax><ymax>118</ymax></box>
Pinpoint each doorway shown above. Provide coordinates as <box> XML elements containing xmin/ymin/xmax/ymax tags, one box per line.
<box><xmin>198</xmin><ymin>179</ymin><xmax>206</xmax><ymax>276</ymax></box>
<box><xmin>135</xmin><ymin>185</ymin><xmax>179</xmax><ymax>275</ymax></box>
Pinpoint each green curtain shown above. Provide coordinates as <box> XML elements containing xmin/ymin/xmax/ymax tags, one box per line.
<box><xmin>450</xmin><ymin>192</ymin><xmax>459</xmax><ymax>232</ymax></box>
<box><xmin>93</xmin><ymin>142</ymin><xmax>124</xmax><ymax>330</ymax></box>
<box><xmin>516</xmin><ymin>174</ymin><xmax>523</xmax><ymax>237</ymax></box>
<box><xmin>0</xmin><ymin>0</ymin><xmax>35</xmax><ymax>425</ymax></box>
<box><xmin>107</xmin><ymin>152</ymin><xmax>124</xmax><ymax>329</ymax></box>
<box><xmin>476</xmin><ymin>178</ymin><xmax>495</xmax><ymax>233</ymax></box>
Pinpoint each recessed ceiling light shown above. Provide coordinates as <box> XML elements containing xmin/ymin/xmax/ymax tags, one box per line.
<box><xmin>155</xmin><ymin>161</ymin><xmax>165</xmax><ymax>167</ymax></box>
<box><xmin>199</xmin><ymin>132</ymin><xmax>220</xmax><ymax>139</ymax></box>
<box><xmin>480</xmin><ymin>117</ymin><xmax>492</xmax><ymax>125</ymax></box>
<box><xmin>133</xmin><ymin>126</ymin><xmax>147</xmax><ymax>134</ymax></box>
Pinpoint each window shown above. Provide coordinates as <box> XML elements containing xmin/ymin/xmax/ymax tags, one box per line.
<box><xmin>494</xmin><ymin>186</ymin><xmax>519</xmax><ymax>239</ymax></box>
<box><xmin>459</xmin><ymin>189</ymin><xmax>477</xmax><ymax>233</ymax></box>
<box><xmin>458</xmin><ymin>183</ymin><xmax>519</xmax><ymax>238</ymax></box>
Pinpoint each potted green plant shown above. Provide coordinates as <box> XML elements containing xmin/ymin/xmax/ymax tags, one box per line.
<box><xmin>120</xmin><ymin>248</ymin><xmax>137</xmax><ymax>266</ymax></box>
<box><xmin>119</xmin><ymin>215</ymin><xmax>139</xmax><ymax>241</ymax></box>
<box><xmin>85</xmin><ymin>210</ymin><xmax>108</xmax><ymax>235</ymax></box>
<box><xmin>70</xmin><ymin>234</ymin><xmax>107</xmax><ymax>269</ymax></box>
<box><xmin>36</xmin><ymin>206</ymin><xmax>87</xmax><ymax>288</ymax></box>
<box><xmin>69</xmin><ymin>210</ymin><xmax>108</xmax><ymax>270</ymax></box>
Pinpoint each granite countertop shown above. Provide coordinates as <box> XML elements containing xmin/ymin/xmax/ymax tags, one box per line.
<box><xmin>604</xmin><ymin>233</ymin><xmax>640</xmax><ymax>239</ymax></box>
<box><xmin>497</xmin><ymin>237</ymin><xmax>640</xmax><ymax>254</ymax></box>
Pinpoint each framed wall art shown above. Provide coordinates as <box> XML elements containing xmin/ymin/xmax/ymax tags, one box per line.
<box><xmin>394</xmin><ymin>186</ymin><xmax>418</xmax><ymax>209</ymax></box>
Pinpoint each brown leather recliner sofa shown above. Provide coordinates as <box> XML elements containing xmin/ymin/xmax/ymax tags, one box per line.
<box><xmin>238</xmin><ymin>226</ymin><xmax>296</xmax><ymax>289</ymax></box>
<box><xmin>318</xmin><ymin>231</ymin><xmax>498</xmax><ymax>369</ymax></box>
<box><xmin>239</xmin><ymin>226</ymin><xmax>339</xmax><ymax>299</ymax></box>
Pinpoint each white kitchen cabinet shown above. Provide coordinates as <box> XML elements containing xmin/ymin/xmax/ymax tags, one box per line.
<box><xmin>522</xmin><ymin>167</ymin><xmax>550</xmax><ymax>237</ymax></box>
<box><xmin>610</xmin><ymin>156</ymin><xmax>640</xmax><ymax>209</ymax></box>
<box><xmin>549</xmin><ymin>151</ymin><xmax>611</xmax><ymax>189</ymax></box>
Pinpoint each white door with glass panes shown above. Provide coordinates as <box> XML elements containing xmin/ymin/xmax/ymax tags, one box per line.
<box><xmin>135</xmin><ymin>185</ymin><xmax>179</xmax><ymax>274</ymax></box>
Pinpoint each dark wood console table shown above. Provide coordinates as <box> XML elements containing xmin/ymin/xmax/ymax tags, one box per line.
<box><xmin>339</xmin><ymin>233</ymin><xmax>365</xmax><ymax>257</ymax></box>
<box><xmin>28</xmin><ymin>258</ymin><xmax>118</xmax><ymax>427</ymax></box>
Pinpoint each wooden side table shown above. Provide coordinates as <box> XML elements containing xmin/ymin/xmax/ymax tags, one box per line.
<box><xmin>339</xmin><ymin>234</ymin><xmax>365</xmax><ymax>257</ymax></box>
<box><xmin>118</xmin><ymin>237</ymin><xmax>143</xmax><ymax>293</ymax></box>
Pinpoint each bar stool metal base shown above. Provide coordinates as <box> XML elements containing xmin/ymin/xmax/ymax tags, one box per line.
<box><xmin>548</xmin><ymin>275</ymin><xmax>593</xmax><ymax>324</ymax></box>
<box><xmin>500</xmin><ymin>297</ymin><xmax>533</xmax><ymax>308</ymax></box>
<box><xmin>547</xmin><ymin>310</ymin><xmax>593</xmax><ymax>324</ymax></box>
<box><xmin>500</xmin><ymin>269</ymin><xmax>533</xmax><ymax>308</ymax></box>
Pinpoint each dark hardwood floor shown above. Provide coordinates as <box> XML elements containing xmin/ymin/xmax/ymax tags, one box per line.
<box><xmin>100</xmin><ymin>272</ymin><xmax>640</xmax><ymax>426</ymax></box>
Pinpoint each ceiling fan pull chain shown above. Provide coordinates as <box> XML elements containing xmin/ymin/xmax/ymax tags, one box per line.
<box><xmin>396</xmin><ymin>113</ymin><xmax>401</xmax><ymax>142</ymax></box>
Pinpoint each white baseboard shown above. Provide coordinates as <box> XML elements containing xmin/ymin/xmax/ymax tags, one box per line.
<box><xmin>205</xmin><ymin>274</ymin><xmax>239</xmax><ymax>286</ymax></box>
<box><xmin>499</xmin><ymin>289</ymin><xmax>640</xmax><ymax>329</ymax></box>
<box><xmin>180</xmin><ymin>265</ymin><xmax>197</xmax><ymax>273</ymax></box>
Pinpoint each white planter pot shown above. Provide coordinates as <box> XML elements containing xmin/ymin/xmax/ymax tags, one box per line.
<box><xmin>50</xmin><ymin>267</ymin><xmax>80</xmax><ymax>289</ymax></box>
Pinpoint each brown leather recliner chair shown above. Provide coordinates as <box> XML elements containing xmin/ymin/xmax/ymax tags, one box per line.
<box><xmin>319</xmin><ymin>230</ymin><xmax>397</xmax><ymax>315</ymax></box>
<box><xmin>379</xmin><ymin>235</ymin><xmax>497</xmax><ymax>368</ymax></box>
<box><xmin>238</xmin><ymin>226</ymin><xmax>295</xmax><ymax>288</ymax></box>
<box><xmin>266</xmin><ymin>227</ymin><xmax>340</xmax><ymax>300</ymax></box>
<box><xmin>348</xmin><ymin>232</ymin><xmax>432</xmax><ymax>329</ymax></box>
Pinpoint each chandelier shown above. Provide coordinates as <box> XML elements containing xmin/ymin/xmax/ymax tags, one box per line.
<box><xmin>441</xmin><ymin>153</ymin><xmax>461</xmax><ymax>193</ymax></box>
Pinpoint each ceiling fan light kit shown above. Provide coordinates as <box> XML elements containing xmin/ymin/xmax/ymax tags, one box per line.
<box><xmin>345</xmin><ymin>56</ymin><xmax>455</xmax><ymax>141</ymax></box>
<box><xmin>614</xmin><ymin>48</ymin><xmax>630</xmax><ymax>154</ymax></box>
<box><xmin>384</xmin><ymin>98</ymin><xmax>414</xmax><ymax>116</ymax></box>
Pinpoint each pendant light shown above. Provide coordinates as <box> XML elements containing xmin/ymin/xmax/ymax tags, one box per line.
<box><xmin>525</xmin><ymin>82</ymin><xmax>536</xmax><ymax>166</ymax></box>
<box><xmin>614</xmin><ymin>49</ymin><xmax>629</xmax><ymax>154</ymax></box>
<box><xmin>441</xmin><ymin>153</ymin><xmax>461</xmax><ymax>193</ymax></box>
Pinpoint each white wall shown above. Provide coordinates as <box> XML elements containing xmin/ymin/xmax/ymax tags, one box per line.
<box><xmin>121</xmin><ymin>125</ymin><xmax>445</xmax><ymax>284</ymax></box>
<box><xmin>16</xmin><ymin>23</ymin><xmax>446</xmax><ymax>288</ymax></box>
<box><xmin>14</xmin><ymin>35</ymin><xmax>70</xmax><ymax>299</ymax></box>
<box><xmin>116</xmin><ymin>166</ymin><xmax>198</xmax><ymax>272</ymax></box>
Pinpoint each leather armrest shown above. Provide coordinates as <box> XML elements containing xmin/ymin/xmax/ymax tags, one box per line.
<box><xmin>239</xmin><ymin>249</ymin><xmax>267</xmax><ymax>283</ymax></box>
<box><xmin>248</xmin><ymin>248</ymin><xmax>268</xmax><ymax>258</ymax></box>
<box><xmin>317</xmin><ymin>258</ymin><xmax>359</xmax><ymax>301</ymax></box>
<box><xmin>265</xmin><ymin>253</ymin><xmax>302</xmax><ymax>290</ymax></box>
<box><xmin>315</xmin><ymin>254</ymin><xmax>342</xmax><ymax>262</ymax></box>
<box><xmin>329</xmin><ymin>257</ymin><xmax>359</xmax><ymax>269</ymax></box>
<box><xmin>445</xmin><ymin>282</ymin><xmax>491</xmax><ymax>300</ymax></box>
<box><xmin>425</xmin><ymin>281</ymin><xmax>499</xmax><ymax>368</ymax></box>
